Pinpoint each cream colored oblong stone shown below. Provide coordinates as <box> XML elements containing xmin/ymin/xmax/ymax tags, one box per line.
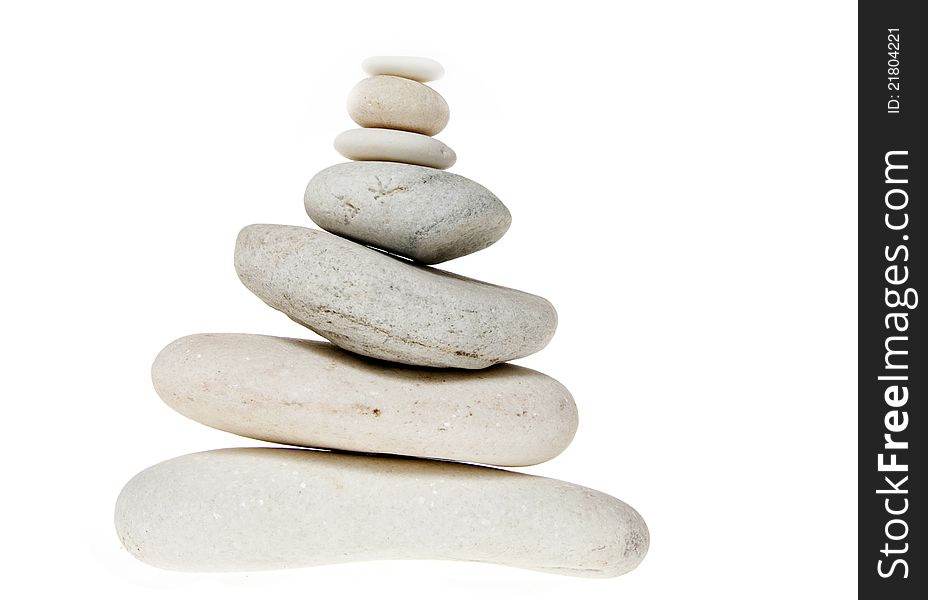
<box><xmin>334</xmin><ymin>128</ymin><xmax>456</xmax><ymax>170</ymax></box>
<box><xmin>234</xmin><ymin>224</ymin><xmax>558</xmax><ymax>369</ymax></box>
<box><xmin>152</xmin><ymin>333</ymin><xmax>578</xmax><ymax>467</ymax></box>
<box><xmin>348</xmin><ymin>75</ymin><xmax>449</xmax><ymax>135</ymax></box>
<box><xmin>115</xmin><ymin>448</ymin><xmax>649</xmax><ymax>577</ymax></box>
<box><xmin>361</xmin><ymin>56</ymin><xmax>445</xmax><ymax>82</ymax></box>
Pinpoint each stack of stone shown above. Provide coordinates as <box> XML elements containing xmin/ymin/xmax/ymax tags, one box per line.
<box><xmin>115</xmin><ymin>56</ymin><xmax>649</xmax><ymax>579</ymax></box>
<box><xmin>335</xmin><ymin>56</ymin><xmax>456</xmax><ymax>171</ymax></box>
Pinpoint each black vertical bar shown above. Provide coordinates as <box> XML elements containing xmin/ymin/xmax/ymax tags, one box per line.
<box><xmin>860</xmin><ymin>1</ymin><xmax>925</xmax><ymax>596</ymax></box>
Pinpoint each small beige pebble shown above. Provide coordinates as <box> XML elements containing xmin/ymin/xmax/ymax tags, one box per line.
<box><xmin>334</xmin><ymin>128</ymin><xmax>456</xmax><ymax>170</ymax></box>
<box><xmin>115</xmin><ymin>448</ymin><xmax>650</xmax><ymax>577</ymax></box>
<box><xmin>348</xmin><ymin>75</ymin><xmax>449</xmax><ymax>135</ymax></box>
<box><xmin>152</xmin><ymin>333</ymin><xmax>578</xmax><ymax>466</ymax></box>
<box><xmin>361</xmin><ymin>56</ymin><xmax>445</xmax><ymax>82</ymax></box>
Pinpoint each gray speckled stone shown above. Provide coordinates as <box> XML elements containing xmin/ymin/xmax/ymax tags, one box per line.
<box><xmin>348</xmin><ymin>75</ymin><xmax>449</xmax><ymax>136</ymax></box>
<box><xmin>115</xmin><ymin>448</ymin><xmax>649</xmax><ymax>577</ymax></box>
<box><xmin>234</xmin><ymin>225</ymin><xmax>557</xmax><ymax>369</ymax></box>
<box><xmin>304</xmin><ymin>162</ymin><xmax>511</xmax><ymax>264</ymax></box>
<box><xmin>152</xmin><ymin>334</ymin><xmax>578</xmax><ymax>466</ymax></box>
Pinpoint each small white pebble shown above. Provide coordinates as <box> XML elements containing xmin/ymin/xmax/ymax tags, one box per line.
<box><xmin>361</xmin><ymin>56</ymin><xmax>444</xmax><ymax>82</ymax></box>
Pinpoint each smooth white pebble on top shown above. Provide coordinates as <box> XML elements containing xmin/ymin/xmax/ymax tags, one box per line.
<box><xmin>362</xmin><ymin>55</ymin><xmax>444</xmax><ymax>82</ymax></box>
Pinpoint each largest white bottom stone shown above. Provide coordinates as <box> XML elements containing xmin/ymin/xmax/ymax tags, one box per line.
<box><xmin>115</xmin><ymin>448</ymin><xmax>649</xmax><ymax>578</ymax></box>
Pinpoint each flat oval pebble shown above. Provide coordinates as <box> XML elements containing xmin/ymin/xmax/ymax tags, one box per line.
<box><xmin>334</xmin><ymin>128</ymin><xmax>456</xmax><ymax>170</ymax></box>
<box><xmin>234</xmin><ymin>224</ymin><xmax>557</xmax><ymax>369</ymax></box>
<box><xmin>304</xmin><ymin>161</ymin><xmax>511</xmax><ymax>264</ymax></box>
<box><xmin>115</xmin><ymin>448</ymin><xmax>649</xmax><ymax>577</ymax></box>
<box><xmin>152</xmin><ymin>334</ymin><xmax>578</xmax><ymax>466</ymax></box>
<box><xmin>348</xmin><ymin>75</ymin><xmax>449</xmax><ymax>135</ymax></box>
<box><xmin>361</xmin><ymin>56</ymin><xmax>445</xmax><ymax>82</ymax></box>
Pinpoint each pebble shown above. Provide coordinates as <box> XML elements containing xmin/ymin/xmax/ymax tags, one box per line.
<box><xmin>152</xmin><ymin>334</ymin><xmax>577</xmax><ymax>466</ymax></box>
<box><xmin>234</xmin><ymin>224</ymin><xmax>557</xmax><ymax>369</ymax></box>
<box><xmin>115</xmin><ymin>448</ymin><xmax>649</xmax><ymax>577</ymax></box>
<box><xmin>361</xmin><ymin>56</ymin><xmax>445</xmax><ymax>82</ymax></box>
<box><xmin>334</xmin><ymin>128</ymin><xmax>456</xmax><ymax>170</ymax></box>
<box><xmin>348</xmin><ymin>75</ymin><xmax>449</xmax><ymax>135</ymax></box>
<box><xmin>304</xmin><ymin>161</ymin><xmax>510</xmax><ymax>264</ymax></box>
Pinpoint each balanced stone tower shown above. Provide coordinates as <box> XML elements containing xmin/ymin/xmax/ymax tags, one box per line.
<box><xmin>115</xmin><ymin>56</ymin><xmax>649</xmax><ymax>578</ymax></box>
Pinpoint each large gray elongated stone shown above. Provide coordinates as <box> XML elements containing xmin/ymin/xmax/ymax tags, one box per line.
<box><xmin>115</xmin><ymin>448</ymin><xmax>649</xmax><ymax>577</ymax></box>
<box><xmin>304</xmin><ymin>162</ymin><xmax>511</xmax><ymax>264</ymax></box>
<box><xmin>152</xmin><ymin>334</ymin><xmax>578</xmax><ymax>466</ymax></box>
<box><xmin>234</xmin><ymin>224</ymin><xmax>557</xmax><ymax>369</ymax></box>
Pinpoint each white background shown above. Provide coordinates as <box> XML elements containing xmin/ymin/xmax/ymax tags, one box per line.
<box><xmin>0</xmin><ymin>1</ymin><xmax>857</xmax><ymax>598</ymax></box>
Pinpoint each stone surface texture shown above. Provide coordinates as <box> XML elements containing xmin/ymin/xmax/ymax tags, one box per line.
<box><xmin>304</xmin><ymin>161</ymin><xmax>511</xmax><ymax>264</ymax></box>
<box><xmin>152</xmin><ymin>334</ymin><xmax>578</xmax><ymax>466</ymax></box>
<box><xmin>115</xmin><ymin>448</ymin><xmax>649</xmax><ymax>577</ymax></box>
<box><xmin>348</xmin><ymin>75</ymin><xmax>449</xmax><ymax>135</ymax></box>
<box><xmin>361</xmin><ymin>56</ymin><xmax>445</xmax><ymax>82</ymax></box>
<box><xmin>234</xmin><ymin>224</ymin><xmax>558</xmax><ymax>369</ymax></box>
<box><xmin>334</xmin><ymin>128</ymin><xmax>456</xmax><ymax>170</ymax></box>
